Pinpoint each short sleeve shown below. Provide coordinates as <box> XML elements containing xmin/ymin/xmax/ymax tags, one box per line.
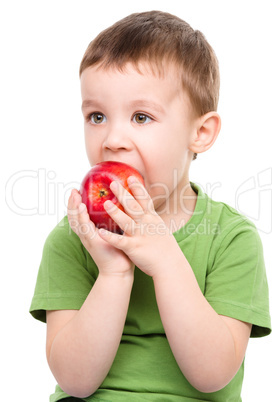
<box><xmin>29</xmin><ymin>217</ymin><xmax>98</xmax><ymax>323</ymax></box>
<box><xmin>205</xmin><ymin>221</ymin><xmax>271</xmax><ymax>337</ymax></box>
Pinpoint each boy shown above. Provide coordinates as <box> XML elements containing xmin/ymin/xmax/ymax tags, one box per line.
<box><xmin>30</xmin><ymin>10</ymin><xmax>271</xmax><ymax>401</ymax></box>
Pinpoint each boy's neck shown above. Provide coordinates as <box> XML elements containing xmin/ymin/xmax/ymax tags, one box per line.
<box><xmin>157</xmin><ymin>181</ymin><xmax>198</xmax><ymax>233</ymax></box>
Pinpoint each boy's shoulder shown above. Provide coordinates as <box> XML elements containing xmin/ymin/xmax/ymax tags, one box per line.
<box><xmin>177</xmin><ymin>182</ymin><xmax>261</xmax><ymax>246</ymax></box>
<box><xmin>43</xmin><ymin>215</ymin><xmax>87</xmax><ymax>259</ymax></box>
<box><xmin>197</xmin><ymin>185</ymin><xmax>263</xmax><ymax>261</ymax></box>
<box><xmin>195</xmin><ymin>182</ymin><xmax>257</xmax><ymax>231</ymax></box>
<box><xmin>46</xmin><ymin>215</ymin><xmax>77</xmax><ymax>242</ymax></box>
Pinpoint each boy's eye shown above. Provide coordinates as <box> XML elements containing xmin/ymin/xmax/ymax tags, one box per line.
<box><xmin>133</xmin><ymin>113</ymin><xmax>152</xmax><ymax>124</ymax></box>
<box><xmin>89</xmin><ymin>113</ymin><xmax>106</xmax><ymax>124</ymax></box>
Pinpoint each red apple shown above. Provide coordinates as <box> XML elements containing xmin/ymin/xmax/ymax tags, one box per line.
<box><xmin>80</xmin><ymin>161</ymin><xmax>144</xmax><ymax>233</ymax></box>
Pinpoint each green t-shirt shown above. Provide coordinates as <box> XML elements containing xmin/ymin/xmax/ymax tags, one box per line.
<box><xmin>30</xmin><ymin>184</ymin><xmax>271</xmax><ymax>402</ymax></box>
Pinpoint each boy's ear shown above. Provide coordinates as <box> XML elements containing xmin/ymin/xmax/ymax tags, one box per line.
<box><xmin>189</xmin><ymin>112</ymin><xmax>221</xmax><ymax>155</ymax></box>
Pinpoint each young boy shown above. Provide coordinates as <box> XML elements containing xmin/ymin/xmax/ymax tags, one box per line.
<box><xmin>30</xmin><ymin>10</ymin><xmax>271</xmax><ymax>401</ymax></box>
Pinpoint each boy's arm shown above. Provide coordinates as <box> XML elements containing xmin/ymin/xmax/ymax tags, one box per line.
<box><xmin>46</xmin><ymin>272</ymin><xmax>133</xmax><ymax>398</ymax></box>
<box><xmin>152</xmin><ymin>255</ymin><xmax>252</xmax><ymax>393</ymax></box>
<box><xmin>99</xmin><ymin>178</ymin><xmax>252</xmax><ymax>393</ymax></box>
<box><xmin>46</xmin><ymin>190</ymin><xmax>134</xmax><ymax>398</ymax></box>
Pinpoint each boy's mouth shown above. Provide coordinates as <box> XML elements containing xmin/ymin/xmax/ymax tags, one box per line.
<box><xmin>102</xmin><ymin>159</ymin><xmax>144</xmax><ymax>181</ymax></box>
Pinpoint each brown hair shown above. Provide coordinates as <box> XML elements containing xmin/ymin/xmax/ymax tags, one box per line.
<box><xmin>80</xmin><ymin>11</ymin><xmax>220</xmax><ymax>160</ymax></box>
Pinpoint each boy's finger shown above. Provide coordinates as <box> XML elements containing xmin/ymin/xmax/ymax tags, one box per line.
<box><xmin>78</xmin><ymin>203</ymin><xmax>90</xmax><ymax>223</ymax></box>
<box><xmin>68</xmin><ymin>190</ymin><xmax>83</xmax><ymax>234</ymax></box>
<box><xmin>67</xmin><ymin>189</ymin><xmax>75</xmax><ymax>210</ymax></box>
<box><xmin>127</xmin><ymin>176</ymin><xmax>155</xmax><ymax>214</ymax></box>
<box><xmin>68</xmin><ymin>190</ymin><xmax>82</xmax><ymax>216</ymax></box>
<box><xmin>98</xmin><ymin>228</ymin><xmax>128</xmax><ymax>251</ymax></box>
<box><xmin>104</xmin><ymin>200</ymin><xmax>135</xmax><ymax>235</ymax></box>
<box><xmin>77</xmin><ymin>203</ymin><xmax>97</xmax><ymax>239</ymax></box>
<box><xmin>110</xmin><ymin>181</ymin><xmax>145</xmax><ymax>221</ymax></box>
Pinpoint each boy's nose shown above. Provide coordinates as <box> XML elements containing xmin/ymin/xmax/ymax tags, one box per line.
<box><xmin>103</xmin><ymin>127</ymin><xmax>132</xmax><ymax>152</ymax></box>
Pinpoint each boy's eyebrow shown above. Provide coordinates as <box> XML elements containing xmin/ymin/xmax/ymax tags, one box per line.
<box><xmin>129</xmin><ymin>100</ymin><xmax>164</xmax><ymax>114</ymax></box>
<box><xmin>81</xmin><ymin>99</ymin><xmax>100</xmax><ymax>111</ymax></box>
<box><xmin>81</xmin><ymin>99</ymin><xmax>164</xmax><ymax>114</ymax></box>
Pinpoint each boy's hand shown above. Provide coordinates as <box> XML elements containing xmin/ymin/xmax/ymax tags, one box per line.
<box><xmin>98</xmin><ymin>177</ymin><xmax>178</xmax><ymax>278</ymax></box>
<box><xmin>67</xmin><ymin>189</ymin><xmax>134</xmax><ymax>276</ymax></box>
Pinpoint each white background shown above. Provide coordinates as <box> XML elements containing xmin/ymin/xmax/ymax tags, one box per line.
<box><xmin>1</xmin><ymin>0</ymin><xmax>276</xmax><ymax>400</ymax></box>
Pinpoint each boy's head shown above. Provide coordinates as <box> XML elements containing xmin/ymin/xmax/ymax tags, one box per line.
<box><xmin>80</xmin><ymin>11</ymin><xmax>221</xmax><ymax>213</ymax></box>
<box><xmin>80</xmin><ymin>11</ymin><xmax>220</xmax><ymax>161</ymax></box>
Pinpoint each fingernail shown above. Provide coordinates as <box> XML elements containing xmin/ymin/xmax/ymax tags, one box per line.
<box><xmin>104</xmin><ymin>200</ymin><xmax>115</xmax><ymax>210</ymax></box>
<box><xmin>73</xmin><ymin>192</ymin><xmax>80</xmax><ymax>204</ymax></box>
<box><xmin>78</xmin><ymin>203</ymin><xmax>86</xmax><ymax>213</ymax></box>
<box><xmin>110</xmin><ymin>181</ymin><xmax>119</xmax><ymax>191</ymax></box>
<box><xmin>99</xmin><ymin>228</ymin><xmax>108</xmax><ymax>236</ymax></box>
<box><xmin>128</xmin><ymin>176</ymin><xmax>137</xmax><ymax>185</ymax></box>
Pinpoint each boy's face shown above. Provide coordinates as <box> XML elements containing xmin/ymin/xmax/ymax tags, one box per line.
<box><xmin>80</xmin><ymin>62</ymin><xmax>198</xmax><ymax>213</ymax></box>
